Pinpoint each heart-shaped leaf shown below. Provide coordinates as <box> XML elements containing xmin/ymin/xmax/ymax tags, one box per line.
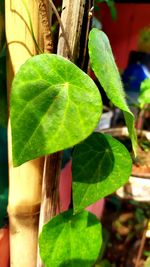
<box><xmin>88</xmin><ymin>29</ymin><xmax>137</xmax><ymax>155</ymax></box>
<box><xmin>73</xmin><ymin>133</ymin><xmax>132</xmax><ymax>213</ymax></box>
<box><xmin>39</xmin><ymin>210</ymin><xmax>102</xmax><ymax>267</ymax></box>
<box><xmin>10</xmin><ymin>54</ymin><xmax>102</xmax><ymax>166</ymax></box>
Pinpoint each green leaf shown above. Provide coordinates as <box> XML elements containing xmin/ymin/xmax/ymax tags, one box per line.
<box><xmin>10</xmin><ymin>54</ymin><xmax>102</xmax><ymax>166</ymax></box>
<box><xmin>138</xmin><ymin>78</ymin><xmax>150</xmax><ymax>107</ymax></box>
<box><xmin>73</xmin><ymin>133</ymin><xmax>132</xmax><ymax>213</ymax></box>
<box><xmin>39</xmin><ymin>210</ymin><xmax>102</xmax><ymax>267</ymax></box>
<box><xmin>88</xmin><ymin>29</ymin><xmax>137</xmax><ymax>155</ymax></box>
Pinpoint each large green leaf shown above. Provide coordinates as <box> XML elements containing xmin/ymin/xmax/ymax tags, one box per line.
<box><xmin>72</xmin><ymin>133</ymin><xmax>132</xmax><ymax>213</ymax></box>
<box><xmin>88</xmin><ymin>29</ymin><xmax>137</xmax><ymax>155</ymax></box>
<box><xmin>39</xmin><ymin>210</ymin><xmax>102</xmax><ymax>267</ymax></box>
<box><xmin>10</xmin><ymin>54</ymin><xmax>102</xmax><ymax>166</ymax></box>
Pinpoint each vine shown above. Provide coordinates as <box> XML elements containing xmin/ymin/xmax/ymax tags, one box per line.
<box><xmin>10</xmin><ymin>27</ymin><xmax>137</xmax><ymax>266</ymax></box>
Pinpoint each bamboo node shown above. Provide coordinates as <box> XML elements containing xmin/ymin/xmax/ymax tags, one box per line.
<box><xmin>7</xmin><ymin>202</ymin><xmax>41</xmax><ymax>218</ymax></box>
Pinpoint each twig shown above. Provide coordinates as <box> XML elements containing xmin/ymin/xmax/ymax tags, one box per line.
<box><xmin>48</xmin><ymin>0</ymin><xmax>73</xmax><ymax>60</ymax></box>
<box><xmin>39</xmin><ymin>152</ymin><xmax>62</xmax><ymax>225</ymax></box>
<box><xmin>37</xmin><ymin>152</ymin><xmax>62</xmax><ymax>267</ymax></box>
<box><xmin>81</xmin><ymin>4</ymin><xmax>94</xmax><ymax>69</ymax></box>
<box><xmin>136</xmin><ymin>104</ymin><xmax>149</xmax><ymax>131</ymax></box>
<box><xmin>135</xmin><ymin>219</ymin><xmax>148</xmax><ymax>267</ymax></box>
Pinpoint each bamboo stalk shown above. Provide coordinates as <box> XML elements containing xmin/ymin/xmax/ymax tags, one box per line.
<box><xmin>5</xmin><ymin>1</ymin><xmax>45</xmax><ymax>266</ymax></box>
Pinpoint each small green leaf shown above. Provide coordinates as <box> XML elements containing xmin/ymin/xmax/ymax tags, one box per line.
<box><xmin>39</xmin><ymin>210</ymin><xmax>102</xmax><ymax>267</ymax></box>
<box><xmin>73</xmin><ymin>133</ymin><xmax>132</xmax><ymax>213</ymax></box>
<box><xmin>138</xmin><ymin>78</ymin><xmax>150</xmax><ymax>107</ymax></box>
<box><xmin>10</xmin><ymin>54</ymin><xmax>102</xmax><ymax>166</ymax></box>
<box><xmin>88</xmin><ymin>29</ymin><xmax>137</xmax><ymax>155</ymax></box>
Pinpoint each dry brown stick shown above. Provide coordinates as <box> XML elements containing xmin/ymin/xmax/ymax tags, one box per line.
<box><xmin>38</xmin><ymin>153</ymin><xmax>62</xmax><ymax>231</ymax></box>
<box><xmin>48</xmin><ymin>0</ymin><xmax>73</xmax><ymax>60</ymax></box>
<box><xmin>135</xmin><ymin>219</ymin><xmax>148</xmax><ymax>267</ymax></box>
<box><xmin>136</xmin><ymin>104</ymin><xmax>149</xmax><ymax>131</ymax></box>
<box><xmin>44</xmin><ymin>153</ymin><xmax>62</xmax><ymax>216</ymax></box>
<box><xmin>81</xmin><ymin>3</ymin><xmax>94</xmax><ymax>69</ymax></box>
<box><xmin>37</xmin><ymin>153</ymin><xmax>62</xmax><ymax>267</ymax></box>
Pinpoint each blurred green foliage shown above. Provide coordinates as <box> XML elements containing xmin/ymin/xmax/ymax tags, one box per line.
<box><xmin>95</xmin><ymin>259</ymin><xmax>111</xmax><ymax>267</ymax></box>
<box><xmin>0</xmin><ymin>0</ymin><xmax>7</xmax><ymax>128</ymax></box>
<box><xmin>94</xmin><ymin>0</ymin><xmax>117</xmax><ymax>21</ymax></box>
<box><xmin>0</xmin><ymin>126</ymin><xmax>8</xmax><ymax>227</ymax></box>
<box><xmin>144</xmin><ymin>256</ymin><xmax>150</xmax><ymax>267</ymax></box>
<box><xmin>138</xmin><ymin>78</ymin><xmax>150</xmax><ymax>108</ymax></box>
<box><xmin>0</xmin><ymin>0</ymin><xmax>8</xmax><ymax>228</ymax></box>
<box><xmin>0</xmin><ymin>49</ymin><xmax>7</xmax><ymax>128</ymax></box>
<box><xmin>0</xmin><ymin>0</ymin><xmax>5</xmax><ymax>53</ymax></box>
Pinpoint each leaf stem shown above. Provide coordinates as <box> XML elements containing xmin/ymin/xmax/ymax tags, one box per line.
<box><xmin>81</xmin><ymin>3</ymin><xmax>94</xmax><ymax>69</ymax></box>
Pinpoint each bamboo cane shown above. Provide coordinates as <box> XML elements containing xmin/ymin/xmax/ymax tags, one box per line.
<box><xmin>5</xmin><ymin>1</ymin><xmax>45</xmax><ymax>266</ymax></box>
